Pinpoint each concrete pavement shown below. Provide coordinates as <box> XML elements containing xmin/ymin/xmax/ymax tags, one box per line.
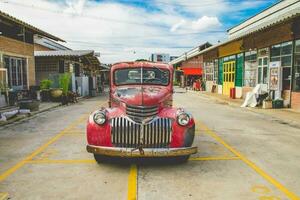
<box><xmin>0</xmin><ymin>91</ymin><xmax>299</xmax><ymax>200</ymax></box>
<box><xmin>187</xmin><ymin>89</ymin><xmax>300</xmax><ymax>128</ymax></box>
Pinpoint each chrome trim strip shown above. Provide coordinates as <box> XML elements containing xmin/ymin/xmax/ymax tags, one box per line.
<box><xmin>87</xmin><ymin>145</ymin><xmax>197</xmax><ymax>157</ymax></box>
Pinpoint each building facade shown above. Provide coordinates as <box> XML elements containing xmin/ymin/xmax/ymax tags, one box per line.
<box><xmin>0</xmin><ymin>10</ymin><xmax>63</xmax><ymax>107</ymax></box>
<box><xmin>170</xmin><ymin>0</ymin><xmax>300</xmax><ymax>110</ymax></box>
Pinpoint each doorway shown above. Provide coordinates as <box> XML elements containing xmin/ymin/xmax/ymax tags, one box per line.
<box><xmin>223</xmin><ymin>61</ymin><xmax>235</xmax><ymax>96</ymax></box>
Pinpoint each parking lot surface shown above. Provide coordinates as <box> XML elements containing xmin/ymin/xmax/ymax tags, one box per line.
<box><xmin>0</xmin><ymin>91</ymin><xmax>299</xmax><ymax>200</ymax></box>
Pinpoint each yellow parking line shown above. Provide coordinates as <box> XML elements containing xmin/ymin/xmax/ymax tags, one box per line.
<box><xmin>189</xmin><ymin>156</ymin><xmax>240</xmax><ymax>161</ymax></box>
<box><xmin>127</xmin><ymin>164</ymin><xmax>137</xmax><ymax>200</ymax></box>
<box><xmin>0</xmin><ymin>192</ymin><xmax>9</xmax><ymax>200</ymax></box>
<box><xmin>196</xmin><ymin>121</ymin><xmax>300</xmax><ymax>200</ymax></box>
<box><xmin>26</xmin><ymin>159</ymin><xmax>95</xmax><ymax>164</ymax></box>
<box><xmin>63</xmin><ymin>133</ymin><xmax>85</xmax><ymax>136</ymax></box>
<box><xmin>0</xmin><ymin>115</ymin><xmax>88</xmax><ymax>182</ymax></box>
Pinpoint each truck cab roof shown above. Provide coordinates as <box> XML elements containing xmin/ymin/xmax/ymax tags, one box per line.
<box><xmin>111</xmin><ymin>61</ymin><xmax>173</xmax><ymax>71</ymax></box>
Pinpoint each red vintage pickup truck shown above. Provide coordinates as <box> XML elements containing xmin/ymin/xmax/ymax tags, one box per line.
<box><xmin>86</xmin><ymin>61</ymin><xmax>197</xmax><ymax>162</ymax></box>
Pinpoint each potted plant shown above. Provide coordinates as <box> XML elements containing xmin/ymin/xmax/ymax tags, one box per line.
<box><xmin>59</xmin><ymin>73</ymin><xmax>71</xmax><ymax>105</ymax></box>
<box><xmin>50</xmin><ymin>88</ymin><xmax>63</xmax><ymax>101</ymax></box>
<box><xmin>40</xmin><ymin>79</ymin><xmax>53</xmax><ymax>102</ymax></box>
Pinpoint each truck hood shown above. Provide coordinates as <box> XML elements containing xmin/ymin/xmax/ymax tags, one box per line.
<box><xmin>112</xmin><ymin>86</ymin><xmax>171</xmax><ymax>106</ymax></box>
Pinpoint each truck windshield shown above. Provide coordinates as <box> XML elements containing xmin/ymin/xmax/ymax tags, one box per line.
<box><xmin>114</xmin><ymin>67</ymin><xmax>170</xmax><ymax>86</ymax></box>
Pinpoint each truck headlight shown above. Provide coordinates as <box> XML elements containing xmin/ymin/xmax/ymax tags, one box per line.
<box><xmin>177</xmin><ymin>112</ymin><xmax>190</xmax><ymax>126</ymax></box>
<box><xmin>93</xmin><ymin>111</ymin><xmax>106</xmax><ymax>125</ymax></box>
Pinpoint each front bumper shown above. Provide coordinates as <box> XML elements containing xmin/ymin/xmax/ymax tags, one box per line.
<box><xmin>87</xmin><ymin>145</ymin><xmax>197</xmax><ymax>157</ymax></box>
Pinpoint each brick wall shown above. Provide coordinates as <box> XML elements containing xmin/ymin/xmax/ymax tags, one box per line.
<box><xmin>0</xmin><ymin>36</ymin><xmax>35</xmax><ymax>86</ymax></box>
<box><xmin>291</xmin><ymin>92</ymin><xmax>300</xmax><ymax>111</ymax></box>
<box><xmin>0</xmin><ymin>36</ymin><xmax>34</xmax><ymax>56</ymax></box>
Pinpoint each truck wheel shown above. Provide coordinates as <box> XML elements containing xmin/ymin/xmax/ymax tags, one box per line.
<box><xmin>94</xmin><ymin>154</ymin><xmax>109</xmax><ymax>163</ymax></box>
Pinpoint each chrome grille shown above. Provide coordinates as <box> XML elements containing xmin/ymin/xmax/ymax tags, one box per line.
<box><xmin>126</xmin><ymin>105</ymin><xmax>158</xmax><ymax>122</ymax></box>
<box><xmin>111</xmin><ymin>117</ymin><xmax>172</xmax><ymax>148</ymax></box>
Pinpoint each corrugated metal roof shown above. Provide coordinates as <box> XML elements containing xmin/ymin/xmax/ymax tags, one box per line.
<box><xmin>0</xmin><ymin>10</ymin><xmax>64</xmax><ymax>42</ymax></box>
<box><xmin>34</xmin><ymin>50</ymin><xmax>94</xmax><ymax>57</ymax></box>
<box><xmin>227</xmin><ymin>0</ymin><xmax>284</xmax><ymax>32</ymax></box>
<box><xmin>228</xmin><ymin>0</ymin><xmax>300</xmax><ymax>38</ymax></box>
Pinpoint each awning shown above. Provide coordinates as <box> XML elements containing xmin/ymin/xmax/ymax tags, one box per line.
<box><xmin>34</xmin><ymin>50</ymin><xmax>102</xmax><ymax>70</ymax></box>
<box><xmin>182</xmin><ymin>68</ymin><xmax>202</xmax><ymax>75</ymax></box>
<box><xmin>34</xmin><ymin>50</ymin><xmax>94</xmax><ymax>57</ymax></box>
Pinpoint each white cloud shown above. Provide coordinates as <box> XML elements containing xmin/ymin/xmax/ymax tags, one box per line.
<box><xmin>64</xmin><ymin>0</ymin><xmax>86</xmax><ymax>15</ymax></box>
<box><xmin>191</xmin><ymin>16</ymin><xmax>221</xmax><ymax>31</ymax></box>
<box><xmin>171</xmin><ymin>16</ymin><xmax>221</xmax><ymax>33</ymax></box>
<box><xmin>0</xmin><ymin>0</ymin><xmax>272</xmax><ymax>63</ymax></box>
<box><xmin>170</xmin><ymin>19</ymin><xmax>186</xmax><ymax>32</ymax></box>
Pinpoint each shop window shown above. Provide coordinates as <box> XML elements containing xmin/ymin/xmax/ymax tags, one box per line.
<box><xmin>281</xmin><ymin>42</ymin><xmax>293</xmax><ymax>55</ymax></box>
<box><xmin>204</xmin><ymin>62</ymin><xmax>214</xmax><ymax>81</ymax></box>
<box><xmin>213</xmin><ymin>59</ymin><xmax>218</xmax><ymax>83</ymax></box>
<box><xmin>271</xmin><ymin>41</ymin><xmax>293</xmax><ymax>91</ymax></box>
<box><xmin>293</xmin><ymin>40</ymin><xmax>300</xmax><ymax>91</ymax></box>
<box><xmin>3</xmin><ymin>56</ymin><xmax>27</xmax><ymax>90</ymax></box>
<box><xmin>271</xmin><ymin>44</ymin><xmax>281</xmax><ymax>57</ymax></box>
<box><xmin>263</xmin><ymin>57</ymin><xmax>268</xmax><ymax>65</ymax></box>
<box><xmin>257</xmin><ymin>48</ymin><xmax>269</xmax><ymax>84</ymax></box>
<box><xmin>244</xmin><ymin>51</ymin><xmax>257</xmax><ymax>87</ymax></box>
<box><xmin>281</xmin><ymin>56</ymin><xmax>292</xmax><ymax>67</ymax></box>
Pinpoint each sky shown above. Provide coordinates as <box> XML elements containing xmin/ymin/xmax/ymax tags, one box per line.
<box><xmin>0</xmin><ymin>0</ymin><xmax>277</xmax><ymax>63</ymax></box>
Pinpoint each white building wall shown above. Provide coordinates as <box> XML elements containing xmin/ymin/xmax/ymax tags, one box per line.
<box><xmin>150</xmin><ymin>53</ymin><xmax>170</xmax><ymax>63</ymax></box>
